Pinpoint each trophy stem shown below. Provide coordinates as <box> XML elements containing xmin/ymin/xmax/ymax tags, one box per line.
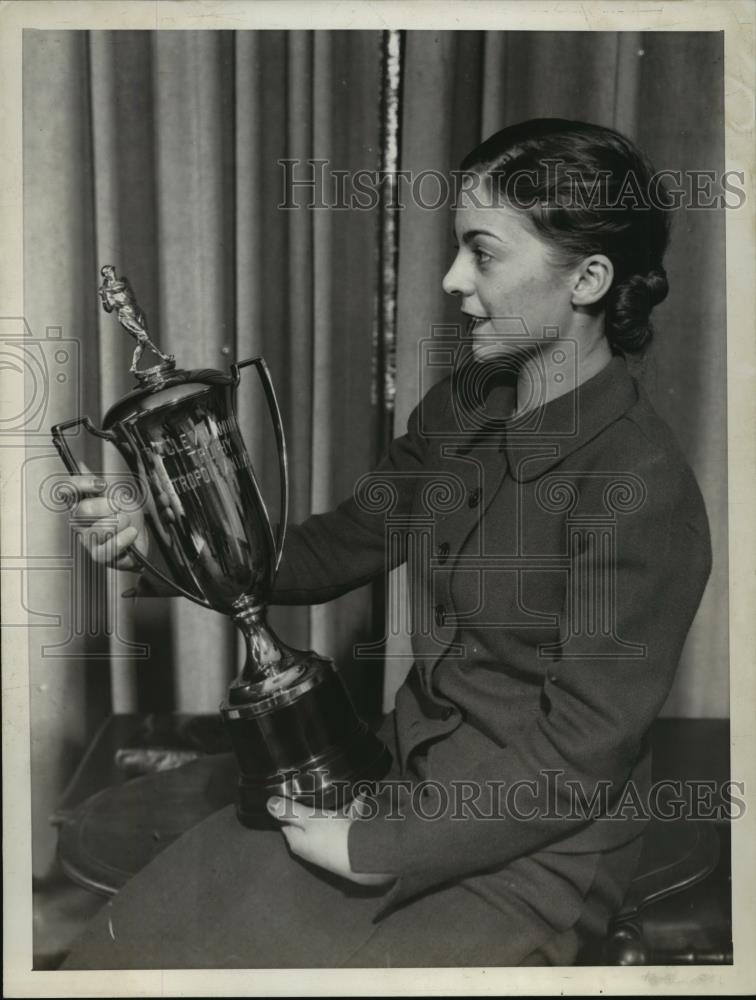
<box><xmin>221</xmin><ymin>595</ymin><xmax>391</xmax><ymax>826</ymax></box>
<box><xmin>228</xmin><ymin>598</ymin><xmax>310</xmax><ymax>705</ymax></box>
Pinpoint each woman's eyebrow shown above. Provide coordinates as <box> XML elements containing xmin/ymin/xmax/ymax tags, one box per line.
<box><xmin>458</xmin><ymin>228</ymin><xmax>505</xmax><ymax>244</ymax></box>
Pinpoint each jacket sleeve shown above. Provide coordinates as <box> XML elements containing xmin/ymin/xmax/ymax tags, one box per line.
<box><xmin>347</xmin><ymin>450</ymin><xmax>713</xmax><ymax>910</ymax></box>
<box><xmin>271</xmin><ymin>381</ymin><xmax>446</xmax><ymax>605</ymax></box>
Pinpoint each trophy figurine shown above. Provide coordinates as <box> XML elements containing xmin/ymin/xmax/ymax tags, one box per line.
<box><xmin>97</xmin><ymin>265</ymin><xmax>175</xmax><ymax>375</ymax></box>
<box><xmin>52</xmin><ymin>266</ymin><xmax>390</xmax><ymax>826</ymax></box>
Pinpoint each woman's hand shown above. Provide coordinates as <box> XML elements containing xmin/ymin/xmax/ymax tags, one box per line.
<box><xmin>266</xmin><ymin>796</ymin><xmax>394</xmax><ymax>887</ymax></box>
<box><xmin>60</xmin><ymin>463</ymin><xmax>149</xmax><ymax>571</ymax></box>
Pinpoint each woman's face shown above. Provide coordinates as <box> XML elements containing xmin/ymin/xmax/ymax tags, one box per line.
<box><xmin>443</xmin><ymin>191</ymin><xmax>577</xmax><ymax>363</ymax></box>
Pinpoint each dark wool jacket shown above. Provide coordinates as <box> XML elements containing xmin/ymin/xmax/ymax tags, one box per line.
<box><xmin>274</xmin><ymin>355</ymin><xmax>712</xmax><ymax>917</ymax></box>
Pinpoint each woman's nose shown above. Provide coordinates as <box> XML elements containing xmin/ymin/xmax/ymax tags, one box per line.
<box><xmin>442</xmin><ymin>253</ymin><xmax>473</xmax><ymax>297</ymax></box>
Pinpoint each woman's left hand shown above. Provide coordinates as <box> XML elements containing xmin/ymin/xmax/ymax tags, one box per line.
<box><xmin>266</xmin><ymin>796</ymin><xmax>394</xmax><ymax>887</ymax></box>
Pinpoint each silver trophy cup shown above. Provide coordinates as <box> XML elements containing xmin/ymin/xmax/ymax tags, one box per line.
<box><xmin>51</xmin><ymin>267</ymin><xmax>390</xmax><ymax>826</ymax></box>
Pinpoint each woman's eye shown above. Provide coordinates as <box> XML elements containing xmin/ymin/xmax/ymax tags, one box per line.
<box><xmin>473</xmin><ymin>247</ymin><xmax>492</xmax><ymax>265</ymax></box>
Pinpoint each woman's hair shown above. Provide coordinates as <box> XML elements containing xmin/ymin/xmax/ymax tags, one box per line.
<box><xmin>460</xmin><ymin>119</ymin><xmax>670</xmax><ymax>355</ymax></box>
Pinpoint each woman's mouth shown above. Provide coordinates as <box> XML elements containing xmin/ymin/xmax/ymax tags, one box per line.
<box><xmin>464</xmin><ymin>314</ymin><xmax>488</xmax><ymax>333</ymax></box>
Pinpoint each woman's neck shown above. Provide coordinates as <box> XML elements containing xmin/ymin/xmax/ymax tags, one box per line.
<box><xmin>514</xmin><ymin>329</ymin><xmax>613</xmax><ymax>417</ymax></box>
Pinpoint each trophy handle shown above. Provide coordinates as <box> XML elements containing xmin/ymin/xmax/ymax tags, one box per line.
<box><xmin>232</xmin><ymin>357</ymin><xmax>289</xmax><ymax>572</ymax></box>
<box><xmin>51</xmin><ymin>416</ymin><xmax>213</xmax><ymax>609</ymax></box>
<box><xmin>51</xmin><ymin>416</ymin><xmax>116</xmax><ymax>468</ymax></box>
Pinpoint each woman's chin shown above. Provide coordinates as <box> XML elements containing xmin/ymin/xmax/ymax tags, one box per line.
<box><xmin>471</xmin><ymin>338</ymin><xmax>527</xmax><ymax>365</ymax></box>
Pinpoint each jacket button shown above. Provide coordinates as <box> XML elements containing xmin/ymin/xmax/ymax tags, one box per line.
<box><xmin>468</xmin><ymin>487</ymin><xmax>481</xmax><ymax>508</ymax></box>
<box><xmin>438</xmin><ymin>541</ymin><xmax>450</xmax><ymax>564</ymax></box>
<box><xmin>549</xmin><ymin>673</ymin><xmax>558</xmax><ymax>684</ymax></box>
<box><xmin>434</xmin><ymin>604</ymin><xmax>446</xmax><ymax>627</ymax></box>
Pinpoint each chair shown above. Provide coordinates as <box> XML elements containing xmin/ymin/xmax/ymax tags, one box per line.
<box><xmin>577</xmin><ymin>803</ymin><xmax>729</xmax><ymax>964</ymax></box>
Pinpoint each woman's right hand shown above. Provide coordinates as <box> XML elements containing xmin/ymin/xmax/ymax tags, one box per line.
<box><xmin>62</xmin><ymin>464</ymin><xmax>149</xmax><ymax>571</ymax></box>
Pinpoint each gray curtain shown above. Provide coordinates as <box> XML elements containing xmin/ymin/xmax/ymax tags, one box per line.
<box><xmin>23</xmin><ymin>29</ymin><xmax>727</xmax><ymax>877</ymax></box>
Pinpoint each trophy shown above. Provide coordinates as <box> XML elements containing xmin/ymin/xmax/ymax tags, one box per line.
<box><xmin>51</xmin><ymin>266</ymin><xmax>390</xmax><ymax>827</ymax></box>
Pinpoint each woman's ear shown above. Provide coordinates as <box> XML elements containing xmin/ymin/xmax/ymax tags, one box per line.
<box><xmin>571</xmin><ymin>255</ymin><xmax>614</xmax><ymax>307</ymax></box>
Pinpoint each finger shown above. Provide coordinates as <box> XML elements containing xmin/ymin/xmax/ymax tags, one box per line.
<box><xmin>348</xmin><ymin>794</ymin><xmax>371</xmax><ymax>819</ymax></box>
<box><xmin>60</xmin><ymin>475</ymin><xmax>109</xmax><ymax>502</ymax></box>
<box><xmin>85</xmin><ymin>515</ymin><xmax>135</xmax><ymax>548</ymax></box>
<box><xmin>267</xmin><ymin>796</ymin><xmax>306</xmax><ymax>828</ymax></box>
<box><xmin>114</xmin><ymin>550</ymin><xmax>142</xmax><ymax>572</ymax></box>
<box><xmin>89</xmin><ymin>525</ymin><xmax>139</xmax><ymax>565</ymax></box>
<box><xmin>75</xmin><ymin>497</ymin><xmax>119</xmax><ymax>522</ymax></box>
<box><xmin>79</xmin><ymin>511</ymin><xmax>133</xmax><ymax>541</ymax></box>
<box><xmin>70</xmin><ymin>460</ymin><xmax>106</xmax><ymax>493</ymax></box>
<box><xmin>156</xmin><ymin>492</ymin><xmax>176</xmax><ymax>523</ymax></box>
<box><xmin>279</xmin><ymin>824</ymin><xmax>310</xmax><ymax>862</ymax></box>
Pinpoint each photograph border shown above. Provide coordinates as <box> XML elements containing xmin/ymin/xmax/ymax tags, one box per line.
<box><xmin>2</xmin><ymin>1</ymin><xmax>754</xmax><ymax>996</ymax></box>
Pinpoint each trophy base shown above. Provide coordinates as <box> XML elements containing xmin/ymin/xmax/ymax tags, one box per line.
<box><xmin>220</xmin><ymin>657</ymin><xmax>392</xmax><ymax>829</ymax></box>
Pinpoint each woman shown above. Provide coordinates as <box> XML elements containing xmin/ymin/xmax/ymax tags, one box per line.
<box><xmin>63</xmin><ymin>119</ymin><xmax>711</xmax><ymax>968</ymax></box>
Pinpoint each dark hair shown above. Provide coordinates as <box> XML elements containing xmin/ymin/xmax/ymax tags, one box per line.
<box><xmin>460</xmin><ymin>119</ymin><xmax>670</xmax><ymax>355</ymax></box>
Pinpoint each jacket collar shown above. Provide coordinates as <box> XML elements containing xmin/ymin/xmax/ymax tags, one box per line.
<box><xmin>450</xmin><ymin>355</ymin><xmax>637</xmax><ymax>479</ymax></box>
<box><xmin>499</xmin><ymin>354</ymin><xmax>638</xmax><ymax>482</ymax></box>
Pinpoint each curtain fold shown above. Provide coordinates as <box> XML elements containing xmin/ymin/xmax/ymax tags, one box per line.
<box><xmin>149</xmin><ymin>32</ymin><xmax>236</xmax><ymax>710</ymax></box>
<box><xmin>23</xmin><ymin>28</ymin><xmax>727</xmax><ymax>878</ymax></box>
<box><xmin>24</xmin><ymin>28</ymin><xmax>107</xmax><ymax>879</ymax></box>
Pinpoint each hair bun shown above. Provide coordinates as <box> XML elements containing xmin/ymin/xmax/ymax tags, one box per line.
<box><xmin>607</xmin><ymin>267</ymin><xmax>669</xmax><ymax>355</ymax></box>
<box><xmin>643</xmin><ymin>266</ymin><xmax>669</xmax><ymax>308</ymax></box>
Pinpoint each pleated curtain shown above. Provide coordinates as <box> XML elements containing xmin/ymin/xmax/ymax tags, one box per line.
<box><xmin>23</xmin><ymin>29</ymin><xmax>727</xmax><ymax>876</ymax></box>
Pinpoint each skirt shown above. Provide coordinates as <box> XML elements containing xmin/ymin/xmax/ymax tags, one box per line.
<box><xmin>62</xmin><ymin>800</ymin><xmax>644</xmax><ymax>969</ymax></box>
